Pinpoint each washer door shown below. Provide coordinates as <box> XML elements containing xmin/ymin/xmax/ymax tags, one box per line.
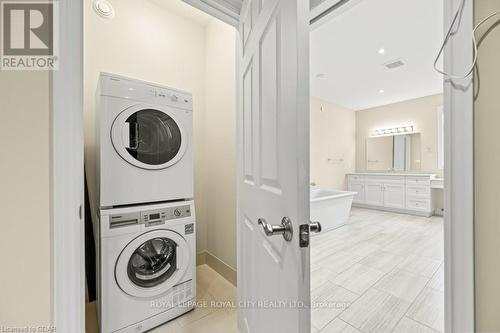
<box><xmin>111</xmin><ymin>105</ymin><xmax>188</xmax><ymax>170</ymax></box>
<box><xmin>115</xmin><ymin>229</ymin><xmax>190</xmax><ymax>298</ymax></box>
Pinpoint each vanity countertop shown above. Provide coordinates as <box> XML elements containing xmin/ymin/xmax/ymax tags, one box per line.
<box><xmin>346</xmin><ymin>172</ymin><xmax>438</xmax><ymax>177</ymax></box>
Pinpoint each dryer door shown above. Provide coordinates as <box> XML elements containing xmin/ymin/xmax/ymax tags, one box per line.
<box><xmin>115</xmin><ymin>229</ymin><xmax>190</xmax><ymax>298</ymax></box>
<box><xmin>111</xmin><ymin>105</ymin><xmax>188</xmax><ymax>170</ymax></box>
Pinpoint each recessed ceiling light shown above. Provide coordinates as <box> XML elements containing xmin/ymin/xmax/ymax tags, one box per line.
<box><xmin>316</xmin><ymin>73</ymin><xmax>327</xmax><ymax>79</ymax></box>
<box><xmin>379</xmin><ymin>89</ymin><xmax>385</xmax><ymax>94</ymax></box>
<box><xmin>378</xmin><ymin>48</ymin><xmax>385</xmax><ymax>54</ymax></box>
<box><xmin>93</xmin><ymin>0</ymin><xmax>115</xmax><ymax>19</ymax></box>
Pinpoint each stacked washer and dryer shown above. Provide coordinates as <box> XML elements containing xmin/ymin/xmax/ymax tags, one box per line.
<box><xmin>94</xmin><ymin>73</ymin><xmax>196</xmax><ymax>333</ymax></box>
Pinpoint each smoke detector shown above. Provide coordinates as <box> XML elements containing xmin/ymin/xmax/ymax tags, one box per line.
<box><xmin>384</xmin><ymin>59</ymin><xmax>405</xmax><ymax>70</ymax></box>
<box><xmin>93</xmin><ymin>0</ymin><xmax>114</xmax><ymax>19</ymax></box>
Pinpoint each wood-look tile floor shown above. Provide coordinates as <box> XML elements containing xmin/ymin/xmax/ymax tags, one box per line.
<box><xmin>86</xmin><ymin>208</ymin><xmax>443</xmax><ymax>333</ymax></box>
<box><xmin>312</xmin><ymin>208</ymin><xmax>444</xmax><ymax>333</ymax></box>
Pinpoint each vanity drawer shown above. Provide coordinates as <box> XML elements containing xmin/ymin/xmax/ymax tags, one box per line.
<box><xmin>406</xmin><ymin>198</ymin><xmax>431</xmax><ymax>212</ymax></box>
<box><xmin>406</xmin><ymin>185</ymin><xmax>431</xmax><ymax>197</ymax></box>
<box><xmin>365</xmin><ymin>175</ymin><xmax>405</xmax><ymax>184</ymax></box>
<box><xmin>406</xmin><ymin>176</ymin><xmax>431</xmax><ymax>186</ymax></box>
<box><xmin>347</xmin><ymin>175</ymin><xmax>365</xmax><ymax>182</ymax></box>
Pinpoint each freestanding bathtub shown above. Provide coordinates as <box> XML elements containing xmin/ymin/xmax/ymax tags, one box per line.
<box><xmin>310</xmin><ymin>189</ymin><xmax>357</xmax><ymax>233</ymax></box>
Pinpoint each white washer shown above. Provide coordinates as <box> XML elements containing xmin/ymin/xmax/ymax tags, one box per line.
<box><xmin>96</xmin><ymin>201</ymin><xmax>196</xmax><ymax>333</ymax></box>
<box><xmin>97</xmin><ymin>73</ymin><xmax>193</xmax><ymax>207</ymax></box>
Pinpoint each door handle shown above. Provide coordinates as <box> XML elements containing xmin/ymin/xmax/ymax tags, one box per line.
<box><xmin>309</xmin><ymin>221</ymin><xmax>322</xmax><ymax>233</ymax></box>
<box><xmin>257</xmin><ymin>217</ymin><xmax>293</xmax><ymax>242</ymax></box>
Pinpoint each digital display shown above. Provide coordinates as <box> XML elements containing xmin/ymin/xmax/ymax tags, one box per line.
<box><xmin>149</xmin><ymin>213</ymin><xmax>160</xmax><ymax>220</ymax></box>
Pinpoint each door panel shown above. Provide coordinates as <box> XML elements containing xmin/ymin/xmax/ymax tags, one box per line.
<box><xmin>243</xmin><ymin>63</ymin><xmax>255</xmax><ymax>184</ymax></box>
<box><xmin>349</xmin><ymin>182</ymin><xmax>365</xmax><ymax>204</ymax></box>
<box><xmin>237</xmin><ymin>0</ymin><xmax>310</xmax><ymax>332</ymax></box>
<box><xmin>259</xmin><ymin>15</ymin><xmax>280</xmax><ymax>193</ymax></box>
<box><xmin>383</xmin><ymin>183</ymin><xmax>405</xmax><ymax>209</ymax></box>
<box><xmin>365</xmin><ymin>183</ymin><xmax>384</xmax><ymax>206</ymax></box>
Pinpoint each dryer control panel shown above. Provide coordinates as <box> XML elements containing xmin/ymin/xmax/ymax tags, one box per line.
<box><xmin>108</xmin><ymin>205</ymin><xmax>191</xmax><ymax>229</ymax></box>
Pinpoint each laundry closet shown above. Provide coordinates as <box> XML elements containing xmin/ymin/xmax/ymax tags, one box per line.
<box><xmin>83</xmin><ymin>1</ymin><xmax>237</xmax><ymax>332</ymax></box>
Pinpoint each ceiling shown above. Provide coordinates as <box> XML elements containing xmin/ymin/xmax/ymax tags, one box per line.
<box><xmin>149</xmin><ymin>0</ymin><xmax>214</xmax><ymax>26</ymax></box>
<box><xmin>310</xmin><ymin>0</ymin><xmax>444</xmax><ymax>110</ymax></box>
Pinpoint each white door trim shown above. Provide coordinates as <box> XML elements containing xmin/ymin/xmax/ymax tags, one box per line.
<box><xmin>443</xmin><ymin>0</ymin><xmax>475</xmax><ymax>331</ymax></box>
<box><xmin>52</xmin><ymin>0</ymin><xmax>475</xmax><ymax>332</ymax></box>
<box><xmin>182</xmin><ymin>0</ymin><xmax>242</xmax><ymax>26</ymax></box>
<box><xmin>52</xmin><ymin>0</ymin><xmax>84</xmax><ymax>332</ymax></box>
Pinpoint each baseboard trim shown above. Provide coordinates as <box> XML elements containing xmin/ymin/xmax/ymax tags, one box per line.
<box><xmin>196</xmin><ymin>252</ymin><xmax>207</xmax><ymax>266</ymax></box>
<box><xmin>352</xmin><ymin>203</ymin><xmax>433</xmax><ymax>217</ymax></box>
<box><xmin>196</xmin><ymin>251</ymin><xmax>237</xmax><ymax>286</ymax></box>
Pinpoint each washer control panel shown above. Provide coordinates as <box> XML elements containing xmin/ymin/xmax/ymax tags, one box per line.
<box><xmin>141</xmin><ymin>205</ymin><xmax>191</xmax><ymax>227</ymax></box>
<box><xmin>108</xmin><ymin>204</ymin><xmax>192</xmax><ymax>229</ymax></box>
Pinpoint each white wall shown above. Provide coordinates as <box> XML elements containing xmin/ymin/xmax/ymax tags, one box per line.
<box><xmin>310</xmin><ymin>97</ymin><xmax>356</xmax><ymax>190</ymax></box>
<box><xmin>355</xmin><ymin>94</ymin><xmax>443</xmax><ymax>175</ymax></box>
<box><xmin>203</xmin><ymin>20</ymin><xmax>237</xmax><ymax>269</ymax></box>
<box><xmin>84</xmin><ymin>0</ymin><xmax>209</xmax><ymax>252</ymax></box>
<box><xmin>0</xmin><ymin>72</ymin><xmax>52</xmax><ymax>326</ymax></box>
<box><xmin>355</xmin><ymin>94</ymin><xmax>444</xmax><ymax>210</ymax></box>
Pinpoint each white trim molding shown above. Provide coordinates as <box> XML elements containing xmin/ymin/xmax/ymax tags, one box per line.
<box><xmin>52</xmin><ymin>0</ymin><xmax>84</xmax><ymax>332</ymax></box>
<box><xmin>182</xmin><ymin>0</ymin><xmax>242</xmax><ymax>27</ymax></box>
<box><xmin>443</xmin><ymin>0</ymin><xmax>475</xmax><ymax>331</ymax></box>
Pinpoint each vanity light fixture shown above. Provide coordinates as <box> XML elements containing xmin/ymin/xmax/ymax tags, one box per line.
<box><xmin>372</xmin><ymin>125</ymin><xmax>414</xmax><ymax>137</ymax></box>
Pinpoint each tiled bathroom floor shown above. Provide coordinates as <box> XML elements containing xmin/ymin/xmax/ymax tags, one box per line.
<box><xmin>86</xmin><ymin>208</ymin><xmax>443</xmax><ymax>333</ymax></box>
<box><xmin>311</xmin><ymin>208</ymin><xmax>444</xmax><ymax>333</ymax></box>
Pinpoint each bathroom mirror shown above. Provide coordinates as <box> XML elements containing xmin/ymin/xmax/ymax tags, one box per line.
<box><xmin>366</xmin><ymin>133</ymin><xmax>421</xmax><ymax>172</ymax></box>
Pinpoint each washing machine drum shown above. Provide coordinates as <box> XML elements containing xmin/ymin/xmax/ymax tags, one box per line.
<box><xmin>111</xmin><ymin>105</ymin><xmax>189</xmax><ymax>170</ymax></box>
<box><xmin>116</xmin><ymin>230</ymin><xmax>190</xmax><ymax>298</ymax></box>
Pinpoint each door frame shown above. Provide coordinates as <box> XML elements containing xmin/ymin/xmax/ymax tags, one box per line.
<box><xmin>53</xmin><ymin>0</ymin><xmax>475</xmax><ymax>332</ymax></box>
<box><xmin>52</xmin><ymin>0</ymin><xmax>84</xmax><ymax>332</ymax></box>
<box><xmin>443</xmin><ymin>0</ymin><xmax>475</xmax><ymax>331</ymax></box>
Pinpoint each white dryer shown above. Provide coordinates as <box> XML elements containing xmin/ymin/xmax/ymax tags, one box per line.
<box><xmin>97</xmin><ymin>73</ymin><xmax>193</xmax><ymax>207</ymax></box>
<box><xmin>96</xmin><ymin>201</ymin><xmax>196</xmax><ymax>333</ymax></box>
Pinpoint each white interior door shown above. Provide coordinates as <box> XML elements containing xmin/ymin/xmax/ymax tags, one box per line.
<box><xmin>236</xmin><ymin>0</ymin><xmax>310</xmax><ymax>332</ymax></box>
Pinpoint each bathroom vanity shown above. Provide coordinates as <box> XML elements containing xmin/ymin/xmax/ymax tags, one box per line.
<box><xmin>347</xmin><ymin>173</ymin><xmax>437</xmax><ymax>217</ymax></box>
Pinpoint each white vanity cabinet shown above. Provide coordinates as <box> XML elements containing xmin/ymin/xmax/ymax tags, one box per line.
<box><xmin>365</xmin><ymin>182</ymin><xmax>384</xmax><ymax>206</ymax></box>
<box><xmin>347</xmin><ymin>173</ymin><xmax>435</xmax><ymax>216</ymax></box>
<box><xmin>383</xmin><ymin>182</ymin><xmax>406</xmax><ymax>209</ymax></box>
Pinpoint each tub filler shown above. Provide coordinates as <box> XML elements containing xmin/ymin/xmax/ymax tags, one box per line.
<box><xmin>310</xmin><ymin>189</ymin><xmax>357</xmax><ymax>233</ymax></box>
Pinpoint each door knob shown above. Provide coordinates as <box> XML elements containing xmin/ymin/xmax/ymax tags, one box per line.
<box><xmin>309</xmin><ymin>221</ymin><xmax>322</xmax><ymax>233</ymax></box>
<box><xmin>257</xmin><ymin>217</ymin><xmax>293</xmax><ymax>242</ymax></box>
